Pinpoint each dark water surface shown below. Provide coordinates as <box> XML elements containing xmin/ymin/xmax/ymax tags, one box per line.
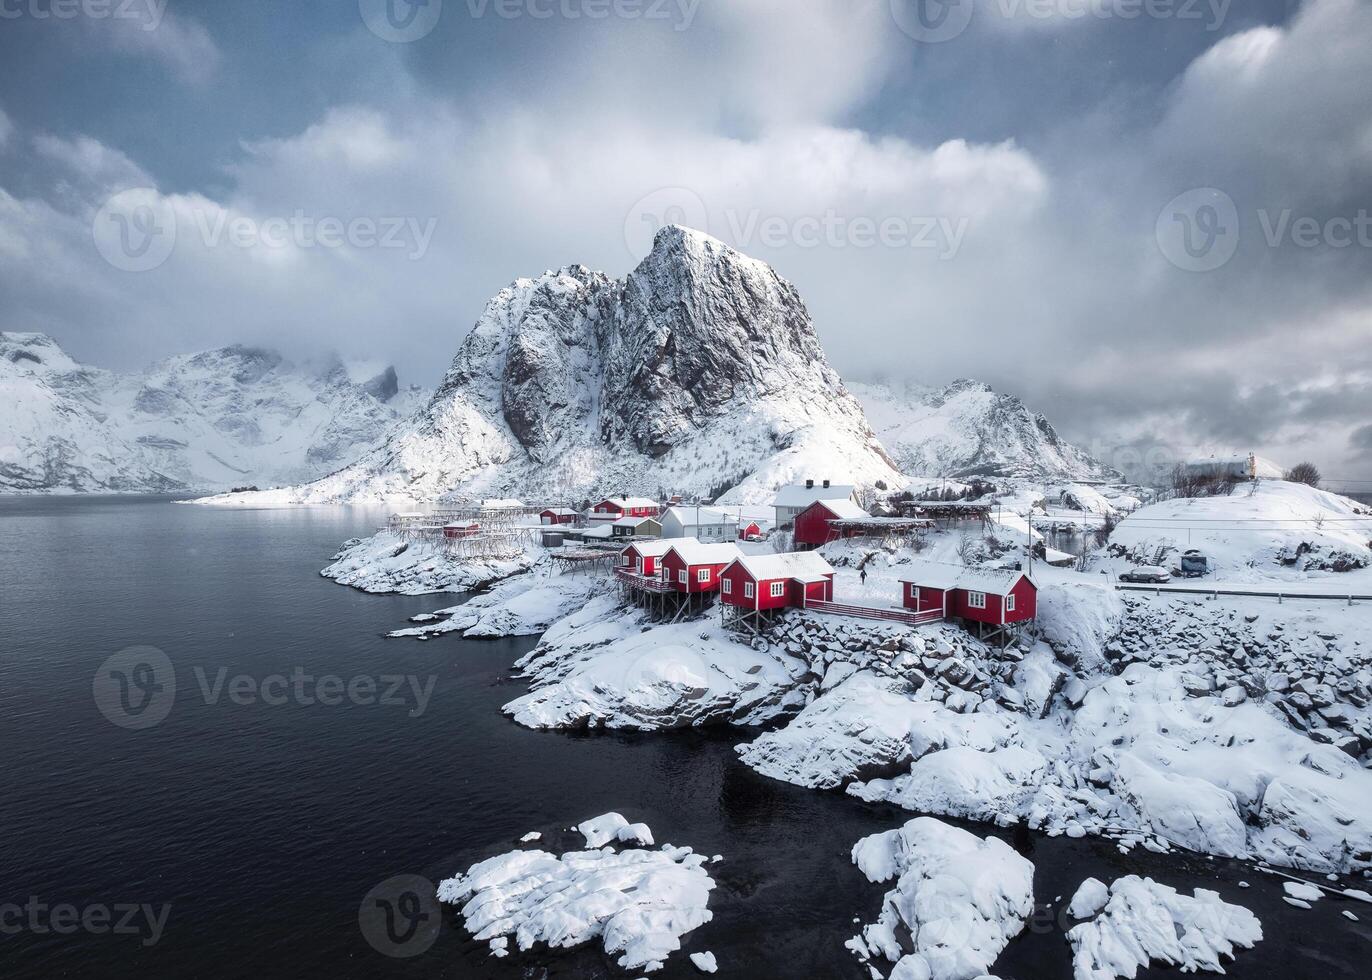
<box><xmin>0</xmin><ymin>497</ymin><xmax>1365</xmax><ymax>978</ymax></box>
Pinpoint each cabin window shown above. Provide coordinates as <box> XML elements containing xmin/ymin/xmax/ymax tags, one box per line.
<box><xmin>1006</xmin><ymin>593</ymin><xmax>1016</xmax><ymax>612</ymax></box>
<box><xmin>697</xmin><ymin>568</ymin><xmax>709</xmax><ymax>583</ymax></box>
<box><xmin>744</xmin><ymin>581</ymin><xmax>755</xmax><ymax>599</ymax></box>
<box><xmin>722</xmin><ymin>578</ymin><xmax>732</xmax><ymax>595</ymax></box>
<box><xmin>769</xmin><ymin>581</ymin><xmax>786</xmax><ymax>598</ymax></box>
<box><xmin>968</xmin><ymin>591</ymin><xmax>987</xmax><ymax>609</ymax></box>
<box><xmin>678</xmin><ymin>569</ymin><xmax>687</xmax><ymax>584</ymax></box>
<box><xmin>624</xmin><ymin>555</ymin><xmax>634</xmax><ymax>566</ymax></box>
<box><xmin>909</xmin><ymin>583</ymin><xmax>918</xmax><ymax>599</ymax></box>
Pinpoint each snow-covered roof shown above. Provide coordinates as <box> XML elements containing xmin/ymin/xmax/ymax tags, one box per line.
<box><xmin>772</xmin><ymin>483</ymin><xmax>855</xmax><ymax>508</ymax></box>
<box><xmin>623</xmin><ymin>538</ymin><xmax>687</xmax><ymax>558</ymax></box>
<box><xmin>482</xmin><ymin>498</ymin><xmax>524</xmax><ymax>509</ymax></box>
<box><xmin>666</xmin><ymin>541</ymin><xmax>742</xmax><ymax>567</ymax></box>
<box><xmin>541</xmin><ymin>507</ymin><xmax>577</xmax><ymax>516</ymax></box>
<box><xmin>728</xmin><ymin>550</ymin><xmax>835</xmax><ymax>583</ymax></box>
<box><xmin>580</xmin><ymin>525</ymin><xmax>615</xmax><ymax>539</ymax></box>
<box><xmin>897</xmin><ymin>562</ymin><xmax>1033</xmax><ymax>595</ymax></box>
<box><xmin>803</xmin><ymin>498</ymin><xmax>869</xmax><ymax>520</ymax></box>
<box><xmin>599</xmin><ymin>496</ymin><xmax>660</xmax><ymax>509</ymax></box>
<box><xmin>663</xmin><ymin>505</ymin><xmax>734</xmax><ymax>526</ymax></box>
<box><xmin>612</xmin><ymin>515</ymin><xmax>659</xmax><ymax>528</ymax></box>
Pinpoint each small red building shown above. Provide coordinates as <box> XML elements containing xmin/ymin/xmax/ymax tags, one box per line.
<box><xmin>897</xmin><ymin>564</ymin><xmax>1037</xmax><ymax>625</ymax></box>
<box><xmin>590</xmin><ymin>496</ymin><xmax>661</xmax><ymax>522</ymax></box>
<box><xmin>793</xmin><ymin>498</ymin><xmax>870</xmax><ymax>548</ymax></box>
<box><xmin>620</xmin><ymin>539</ymin><xmax>677</xmax><ymax>577</ymax></box>
<box><xmin>661</xmin><ymin>541</ymin><xmax>742</xmax><ymax>593</ymax></box>
<box><xmin>443</xmin><ymin>522</ymin><xmax>480</xmax><ymax>539</ymax></box>
<box><xmin>738</xmin><ymin>520</ymin><xmax>763</xmax><ymax>540</ymax></box>
<box><xmin>719</xmin><ymin>552</ymin><xmax>836</xmax><ymax>610</ymax></box>
<box><xmin>540</xmin><ymin>508</ymin><xmax>578</xmax><ymax>525</ymax></box>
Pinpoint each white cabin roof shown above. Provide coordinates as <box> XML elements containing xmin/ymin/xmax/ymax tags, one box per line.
<box><xmin>666</xmin><ymin>541</ymin><xmax>742</xmax><ymax>566</ymax></box>
<box><xmin>897</xmin><ymin>562</ymin><xmax>1033</xmax><ymax>595</ymax></box>
<box><xmin>624</xmin><ymin>537</ymin><xmax>687</xmax><ymax>558</ymax></box>
<box><xmin>728</xmin><ymin>550</ymin><xmax>835</xmax><ymax>583</ymax></box>
<box><xmin>804</xmin><ymin>498</ymin><xmax>869</xmax><ymax>520</ymax></box>
<box><xmin>663</xmin><ymin>505</ymin><xmax>735</xmax><ymax>526</ymax></box>
<box><xmin>599</xmin><ymin>496</ymin><xmax>659</xmax><ymax>509</ymax></box>
<box><xmin>772</xmin><ymin>483</ymin><xmax>856</xmax><ymax>508</ymax></box>
<box><xmin>612</xmin><ymin>515</ymin><xmax>658</xmax><ymax>528</ymax></box>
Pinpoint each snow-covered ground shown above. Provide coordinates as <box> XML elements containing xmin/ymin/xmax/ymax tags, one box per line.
<box><xmin>438</xmin><ymin>813</ymin><xmax>715</xmax><ymax>973</ymax></box>
<box><xmin>1106</xmin><ymin>480</ymin><xmax>1372</xmax><ymax>583</ymax></box>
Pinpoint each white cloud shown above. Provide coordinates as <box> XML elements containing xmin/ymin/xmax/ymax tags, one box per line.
<box><xmin>79</xmin><ymin>5</ymin><xmax>222</xmax><ymax>83</ymax></box>
<box><xmin>0</xmin><ymin>106</ymin><xmax>13</xmax><ymax>148</ymax></box>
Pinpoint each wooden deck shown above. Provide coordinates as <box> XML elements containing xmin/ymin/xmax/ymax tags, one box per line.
<box><xmin>802</xmin><ymin>599</ymin><xmax>944</xmax><ymax>627</ymax></box>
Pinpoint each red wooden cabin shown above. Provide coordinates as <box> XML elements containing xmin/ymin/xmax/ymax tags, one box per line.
<box><xmin>540</xmin><ymin>508</ymin><xmax>578</xmax><ymax>525</ymax></box>
<box><xmin>738</xmin><ymin>520</ymin><xmax>762</xmax><ymax>540</ymax></box>
<box><xmin>590</xmin><ymin>496</ymin><xmax>661</xmax><ymax>522</ymax></box>
<box><xmin>793</xmin><ymin>498</ymin><xmax>870</xmax><ymax>548</ymax></box>
<box><xmin>898</xmin><ymin>564</ymin><xmax>1037</xmax><ymax>625</ymax></box>
<box><xmin>443</xmin><ymin>522</ymin><xmax>480</xmax><ymax>539</ymax></box>
<box><xmin>719</xmin><ymin>552</ymin><xmax>836</xmax><ymax>610</ymax></box>
<box><xmin>620</xmin><ymin>539</ymin><xmax>677</xmax><ymax>578</ymax></box>
<box><xmin>661</xmin><ymin>541</ymin><xmax>742</xmax><ymax>594</ymax></box>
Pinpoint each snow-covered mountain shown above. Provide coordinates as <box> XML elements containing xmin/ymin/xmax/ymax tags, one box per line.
<box><xmin>849</xmin><ymin>379</ymin><xmax>1118</xmax><ymax>483</ymax></box>
<box><xmin>0</xmin><ymin>332</ymin><xmax>423</xmax><ymax>493</ymax></box>
<box><xmin>247</xmin><ymin>226</ymin><xmax>903</xmax><ymax>505</ymax></box>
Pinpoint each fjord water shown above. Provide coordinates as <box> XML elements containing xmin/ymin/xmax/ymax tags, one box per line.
<box><xmin>0</xmin><ymin>497</ymin><xmax>1362</xmax><ymax>978</ymax></box>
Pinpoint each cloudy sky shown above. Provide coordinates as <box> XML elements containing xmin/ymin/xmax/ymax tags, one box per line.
<box><xmin>1</xmin><ymin>0</ymin><xmax>1370</xmax><ymax>488</ymax></box>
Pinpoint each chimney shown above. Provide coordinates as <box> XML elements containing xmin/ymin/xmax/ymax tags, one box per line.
<box><xmin>823</xmin><ymin>479</ymin><xmax>830</xmax><ymax>489</ymax></box>
<box><xmin>805</xmin><ymin>479</ymin><xmax>814</xmax><ymax>489</ymax></box>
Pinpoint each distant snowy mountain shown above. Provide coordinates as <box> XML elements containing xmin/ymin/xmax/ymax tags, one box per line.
<box><xmin>849</xmin><ymin>379</ymin><xmax>1119</xmax><ymax>483</ymax></box>
<box><xmin>241</xmin><ymin>226</ymin><xmax>903</xmax><ymax>505</ymax></box>
<box><xmin>0</xmin><ymin>332</ymin><xmax>423</xmax><ymax>493</ymax></box>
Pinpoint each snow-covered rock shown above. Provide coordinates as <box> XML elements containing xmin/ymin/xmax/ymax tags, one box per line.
<box><xmin>228</xmin><ymin>226</ymin><xmax>902</xmax><ymax>506</ymax></box>
<box><xmin>438</xmin><ymin>818</ymin><xmax>715</xmax><ymax>973</ymax></box>
<box><xmin>504</xmin><ymin>613</ymin><xmax>809</xmax><ymax>731</ymax></box>
<box><xmin>847</xmin><ymin>817</ymin><xmax>1034</xmax><ymax>980</ymax></box>
<box><xmin>1067</xmin><ymin>878</ymin><xmax>1110</xmax><ymax>919</ymax></box>
<box><xmin>321</xmin><ymin>531</ymin><xmax>535</xmax><ymax>595</ymax></box>
<box><xmin>1066</xmin><ymin>876</ymin><xmax>1262</xmax><ymax>979</ymax></box>
<box><xmin>0</xmin><ymin>332</ymin><xmax>421</xmax><ymax>493</ymax></box>
<box><xmin>850</xmin><ymin>378</ymin><xmax>1117</xmax><ymax>482</ymax></box>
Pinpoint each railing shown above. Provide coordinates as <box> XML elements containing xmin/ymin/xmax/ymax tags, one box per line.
<box><xmin>614</xmin><ymin>567</ymin><xmax>675</xmax><ymax>593</ymax></box>
<box><xmin>1116</xmin><ymin>582</ymin><xmax>1369</xmax><ymax>603</ymax></box>
<box><xmin>802</xmin><ymin>599</ymin><xmax>944</xmax><ymax>627</ymax></box>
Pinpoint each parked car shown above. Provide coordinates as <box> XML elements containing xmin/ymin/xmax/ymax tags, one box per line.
<box><xmin>1119</xmin><ymin>565</ymin><xmax>1171</xmax><ymax>584</ymax></box>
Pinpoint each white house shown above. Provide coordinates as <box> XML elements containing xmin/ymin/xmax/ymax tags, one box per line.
<box><xmin>660</xmin><ymin>505</ymin><xmax>737</xmax><ymax>541</ymax></box>
<box><xmin>771</xmin><ymin>480</ymin><xmax>858</xmax><ymax>528</ymax></box>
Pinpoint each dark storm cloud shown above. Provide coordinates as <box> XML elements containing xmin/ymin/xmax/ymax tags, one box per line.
<box><xmin>0</xmin><ymin>0</ymin><xmax>1369</xmax><ymax>480</ymax></box>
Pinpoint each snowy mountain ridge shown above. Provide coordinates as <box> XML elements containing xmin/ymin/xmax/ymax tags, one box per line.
<box><xmin>244</xmin><ymin>226</ymin><xmax>905</xmax><ymax>505</ymax></box>
<box><xmin>850</xmin><ymin>378</ymin><xmax>1119</xmax><ymax>483</ymax></box>
<box><xmin>0</xmin><ymin>332</ymin><xmax>423</xmax><ymax>493</ymax></box>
